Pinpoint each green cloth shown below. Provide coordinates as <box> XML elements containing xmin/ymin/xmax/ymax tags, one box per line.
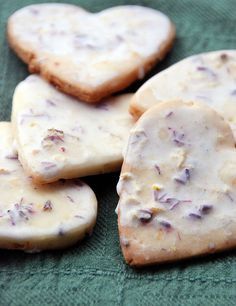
<box><xmin>0</xmin><ymin>0</ymin><xmax>236</xmax><ymax>305</ymax></box>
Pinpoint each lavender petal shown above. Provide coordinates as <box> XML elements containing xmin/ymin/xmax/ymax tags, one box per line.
<box><xmin>189</xmin><ymin>213</ymin><xmax>202</xmax><ymax>220</ymax></box>
<box><xmin>199</xmin><ymin>204</ymin><xmax>213</xmax><ymax>215</ymax></box>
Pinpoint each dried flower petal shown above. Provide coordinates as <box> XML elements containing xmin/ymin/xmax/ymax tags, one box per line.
<box><xmin>137</xmin><ymin>209</ymin><xmax>153</xmax><ymax>223</ymax></box>
<box><xmin>154</xmin><ymin>164</ymin><xmax>161</xmax><ymax>175</ymax></box>
<box><xmin>174</xmin><ymin>168</ymin><xmax>191</xmax><ymax>185</ymax></box>
<box><xmin>166</xmin><ymin>111</ymin><xmax>173</xmax><ymax>118</ymax></box>
<box><xmin>159</xmin><ymin>220</ymin><xmax>172</xmax><ymax>231</ymax></box>
<box><xmin>7</xmin><ymin>200</ymin><xmax>34</xmax><ymax>225</ymax></box>
<box><xmin>41</xmin><ymin>161</ymin><xmax>57</xmax><ymax>170</ymax></box>
<box><xmin>131</xmin><ymin>131</ymin><xmax>147</xmax><ymax>145</ymax></box>
<box><xmin>189</xmin><ymin>213</ymin><xmax>202</xmax><ymax>220</ymax></box>
<box><xmin>67</xmin><ymin>195</ymin><xmax>74</xmax><ymax>203</ymax></box>
<box><xmin>199</xmin><ymin>204</ymin><xmax>213</xmax><ymax>214</ymax></box>
<box><xmin>5</xmin><ymin>153</ymin><xmax>18</xmax><ymax>160</ymax></box>
<box><xmin>168</xmin><ymin>127</ymin><xmax>185</xmax><ymax>146</ymax></box>
<box><xmin>43</xmin><ymin>200</ymin><xmax>53</xmax><ymax>211</ymax></box>
<box><xmin>95</xmin><ymin>103</ymin><xmax>109</xmax><ymax>110</ymax></box>
<box><xmin>196</xmin><ymin>66</ymin><xmax>217</xmax><ymax>78</ymax></box>
<box><xmin>58</xmin><ymin>228</ymin><xmax>65</xmax><ymax>236</ymax></box>
<box><xmin>43</xmin><ymin>128</ymin><xmax>64</xmax><ymax>144</ymax></box>
<box><xmin>46</xmin><ymin>99</ymin><xmax>56</xmax><ymax>106</ymax></box>
<box><xmin>225</xmin><ymin>191</ymin><xmax>234</xmax><ymax>202</ymax></box>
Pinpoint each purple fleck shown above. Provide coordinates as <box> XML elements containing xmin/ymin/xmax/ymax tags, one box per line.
<box><xmin>177</xmin><ymin>231</ymin><xmax>181</xmax><ymax>240</ymax></box>
<box><xmin>7</xmin><ymin>210</ymin><xmax>15</xmax><ymax>226</ymax></box>
<box><xmin>196</xmin><ymin>66</ymin><xmax>217</xmax><ymax>78</ymax></box>
<box><xmin>159</xmin><ymin>220</ymin><xmax>172</xmax><ymax>231</ymax></box>
<box><xmin>26</xmin><ymin>204</ymin><xmax>34</xmax><ymax>214</ymax></box>
<box><xmin>116</xmin><ymin>34</ymin><xmax>124</xmax><ymax>42</ymax></box>
<box><xmin>199</xmin><ymin>205</ymin><xmax>213</xmax><ymax>214</ymax></box>
<box><xmin>168</xmin><ymin>127</ymin><xmax>185</xmax><ymax>146</ymax></box>
<box><xmin>67</xmin><ymin>195</ymin><xmax>74</xmax><ymax>203</ymax></box>
<box><xmin>153</xmin><ymin>189</ymin><xmax>160</xmax><ymax>202</ymax></box>
<box><xmin>137</xmin><ymin>209</ymin><xmax>153</xmax><ymax>223</ymax></box>
<box><xmin>5</xmin><ymin>153</ymin><xmax>18</xmax><ymax>160</ymax></box>
<box><xmin>174</xmin><ymin>168</ymin><xmax>191</xmax><ymax>185</ymax></box>
<box><xmin>156</xmin><ymin>193</ymin><xmax>167</xmax><ymax>203</ymax></box>
<box><xmin>131</xmin><ymin>131</ymin><xmax>147</xmax><ymax>145</ymax></box>
<box><xmin>189</xmin><ymin>213</ymin><xmax>202</xmax><ymax>220</ymax></box>
<box><xmin>46</xmin><ymin>99</ymin><xmax>56</xmax><ymax>106</ymax></box>
<box><xmin>74</xmin><ymin>180</ymin><xmax>84</xmax><ymax>187</ymax></box>
<box><xmin>226</xmin><ymin>191</ymin><xmax>234</xmax><ymax>202</ymax></box>
<box><xmin>29</xmin><ymin>8</ymin><xmax>39</xmax><ymax>15</ymax></box>
<box><xmin>166</xmin><ymin>111</ymin><xmax>173</xmax><ymax>118</ymax></box>
<box><xmin>74</xmin><ymin>215</ymin><xmax>84</xmax><ymax>219</ymax></box>
<box><xmin>41</xmin><ymin>162</ymin><xmax>57</xmax><ymax>171</ymax></box>
<box><xmin>43</xmin><ymin>129</ymin><xmax>64</xmax><ymax>144</ymax></box>
<box><xmin>58</xmin><ymin>228</ymin><xmax>65</xmax><ymax>236</ymax></box>
<box><xmin>43</xmin><ymin>200</ymin><xmax>53</xmax><ymax>211</ymax></box>
<box><xmin>20</xmin><ymin>112</ymin><xmax>50</xmax><ymax>125</ymax></box>
<box><xmin>95</xmin><ymin>103</ymin><xmax>109</xmax><ymax>111</ymax></box>
<box><xmin>166</xmin><ymin>198</ymin><xmax>180</xmax><ymax>206</ymax></box>
<box><xmin>154</xmin><ymin>164</ymin><xmax>161</xmax><ymax>175</ymax></box>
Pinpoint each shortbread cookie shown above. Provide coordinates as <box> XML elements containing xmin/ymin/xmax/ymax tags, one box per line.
<box><xmin>11</xmin><ymin>75</ymin><xmax>134</xmax><ymax>184</ymax></box>
<box><xmin>117</xmin><ymin>100</ymin><xmax>236</xmax><ymax>266</ymax></box>
<box><xmin>131</xmin><ymin>50</ymin><xmax>236</xmax><ymax>136</ymax></box>
<box><xmin>8</xmin><ymin>4</ymin><xmax>175</xmax><ymax>103</ymax></box>
<box><xmin>0</xmin><ymin>122</ymin><xmax>97</xmax><ymax>251</ymax></box>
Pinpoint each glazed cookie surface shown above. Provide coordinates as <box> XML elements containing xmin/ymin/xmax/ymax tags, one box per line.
<box><xmin>12</xmin><ymin>75</ymin><xmax>134</xmax><ymax>184</ymax></box>
<box><xmin>118</xmin><ymin>100</ymin><xmax>236</xmax><ymax>266</ymax></box>
<box><xmin>0</xmin><ymin>122</ymin><xmax>97</xmax><ymax>251</ymax></box>
<box><xmin>8</xmin><ymin>4</ymin><xmax>175</xmax><ymax>102</ymax></box>
<box><xmin>131</xmin><ymin>50</ymin><xmax>236</xmax><ymax>137</ymax></box>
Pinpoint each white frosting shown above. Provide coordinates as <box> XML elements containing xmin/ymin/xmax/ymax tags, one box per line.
<box><xmin>0</xmin><ymin>122</ymin><xmax>97</xmax><ymax>249</ymax></box>
<box><xmin>8</xmin><ymin>4</ymin><xmax>173</xmax><ymax>87</ymax></box>
<box><xmin>118</xmin><ymin>101</ymin><xmax>236</xmax><ymax>237</ymax></box>
<box><xmin>12</xmin><ymin>75</ymin><xmax>134</xmax><ymax>183</ymax></box>
<box><xmin>133</xmin><ymin>50</ymin><xmax>236</xmax><ymax>137</ymax></box>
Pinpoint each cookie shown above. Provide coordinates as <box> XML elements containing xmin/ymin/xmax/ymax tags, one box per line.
<box><xmin>0</xmin><ymin>122</ymin><xmax>97</xmax><ymax>251</ymax></box>
<box><xmin>8</xmin><ymin>4</ymin><xmax>175</xmax><ymax>103</ymax></box>
<box><xmin>11</xmin><ymin>75</ymin><xmax>134</xmax><ymax>184</ymax></box>
<box><xmin>130</xmin><ymin>50</ymin><xmax>236</xmax><ymax>137</ymax></box>
<box><xmin>117</xmin><ymin>100</ymin><xmax>236</xmax><ymax>266</ymax></box>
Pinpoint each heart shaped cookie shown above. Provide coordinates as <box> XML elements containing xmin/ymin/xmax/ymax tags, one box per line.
<box><xmin>117</xmin><ymin>100</ymin><xmax>236</xmax><ymax>266</ymax></box>
<box><xmin>130</xmin><ymin>50</ymin><xmax>236</xmax><ymax>137</ymax></box>
<box><xmin>0</xmin><ymin>122</ymin><xmax>97</xmax><ymax>251</ymax></box>
<box><xmin>8</xmin><ymin>4</ymin><xmax>175</xmax><ymax>103</ymax></box>
<box><xmin>12</xmin><ymin>75</ymin><xmax>134</xmax><ymax>184</ymax></box>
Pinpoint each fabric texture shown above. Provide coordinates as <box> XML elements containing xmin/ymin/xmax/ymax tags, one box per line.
<box><xmin>0</xmin><ymin>0</ymin><xmax>236</xmax><ymax>305</ymax></box>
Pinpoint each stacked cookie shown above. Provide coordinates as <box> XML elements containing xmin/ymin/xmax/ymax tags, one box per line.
<box><xmin>118</xmin><ymin>50</ymin><xmax>236</xmax><ymax>266</ymax></box>
<box><xmin>3</xmin><ymin>3</ymin><xmax>236</xmax><ymax>267</ymax></box>
<box><xmin>1</xmin><ymin>4</ymin><xmax>175</xmax><ymax>253</ymax></box>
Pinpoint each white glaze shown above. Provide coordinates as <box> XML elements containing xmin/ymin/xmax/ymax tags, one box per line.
<box><xmin>9</xmin><ymin>4</ymin><xmax>173</xmax><ymax>87</ymax></box>
<box><xmin>12</xmin><ymin>75</ymin><xmax>134</xmax><ymax>183</ymax></box>
<box><xmin>118</xmin><ymin>101</ymin><xmax>236</xmax><ymax>237</ymax></box>
<box><xmin>0</xmin><ymin>122</ymin><xmax>97</xmax><ymax>249</ymax></box>
<box><xmin>132</xmin><ymin>50</ymin><xmax>236</xmax><ymax>137</ymax></box>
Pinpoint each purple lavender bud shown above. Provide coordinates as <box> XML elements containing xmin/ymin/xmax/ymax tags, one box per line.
<box><xmin>137</xmin><ymin>209</ymin><xmax>153</xmax><ymax>223</ymax></box>
<box><xmin>199</xmin><ymin>205</ymin><xmax>213</xmax><ymax>215</ymax></box>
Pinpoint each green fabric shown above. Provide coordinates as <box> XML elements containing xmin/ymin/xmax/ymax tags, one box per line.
<box><xmin>0</xmin><ymin>0</ymin><xmax>236</xmax><ymax>305</ymax></box>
